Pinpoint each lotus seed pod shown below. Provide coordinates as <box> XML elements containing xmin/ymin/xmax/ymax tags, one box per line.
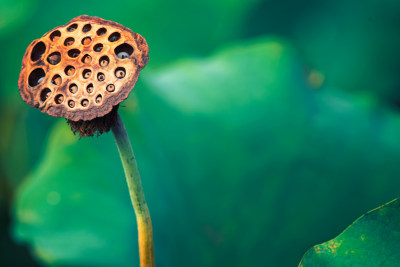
<box><xmin>18</xmin><ymin>15</ymin><xmax>149</xmax><ymax>136</ymax></box>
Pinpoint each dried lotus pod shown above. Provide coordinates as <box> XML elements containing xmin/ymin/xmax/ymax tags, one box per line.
<box><xmin>18</xmin><ymin>15</ymin><xmax>149</xmax><ymax>137</ymax></box>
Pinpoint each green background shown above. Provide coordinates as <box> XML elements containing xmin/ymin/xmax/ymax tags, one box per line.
<box><xmin>1</xmin><ymin>0</ymin><xmax>400</xmax><ymax>266</ymax></box>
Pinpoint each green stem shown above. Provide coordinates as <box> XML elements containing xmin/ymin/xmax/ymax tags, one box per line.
<box><xmin>112</xmin><ymin>113</ymin><xmax>155</xmax><ymax>267</ymax></box>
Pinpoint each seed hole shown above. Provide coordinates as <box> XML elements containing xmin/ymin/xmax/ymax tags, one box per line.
<box><xmin>64</xmin><ymin>37</ymin><xmax>74</xmax><ymax>46</ymax></box>
<box><xmin>97</xmin><ymin>72</ymin><xmax>105</xmax><ymax>82</ymax></box>
<box><xmin>67</xmin><ymin>23</ymin><xmax>78</xmax><ymax>32</ymax></box>
<box><xmin>82</xmin><ymin>54</ymin><xmax>92</xmax><ymax>64</ymax></box>
<box><xmin>86</xmin><ymin>83</ymin><xmax>94</xmax><ymax>93</ymax></box>
<box><xmin>115</xmin><ymin>43</ymin><xmax>133</xmax><ymax>59</ymax></box>
<box><xmin>93</xmin><ymin>43</ymin><xmax>103</xmax><ymax>52</ymax></box>
<box><xmin>31</xmin><ymin>41</ymin><xmax>46</xmax><ymax>61</ymax></box>
<box><xmin>65</xmin><ymin>66</ymin><xmax>75</xmax><ymax>76</ymax></box>
<box><xmin>95</xmin><ymin>94</ymin><xmax>102</xmax><ymax>104</ymax></box>
<box><xmin>68</xmin><ymin>49</ymin><xmax>81</xmax><ymax>58</ymax></box>
<box><xmin>99</xmin><ymin>56</ymin><xmax>110</xmax><ymax>67</ymax></box>
<box><xmin>81</xmin><ymin>99</ymin><xmax>89</xmax><ymax>107</ymax></box>
<box><xmin>51</xmin><ymin>74</ymin><xmax>62</xmax><ymax>86</ymax></box>
<box><xmin>82</xmin><ymin>24</ymin><xmax>92</xmax><ymax>33</ymax></box>
<box><xmin>108</xmin><ymin>32</ymin><xmax>121</xmax><ymax>42</ymax></box>
<box><xmin>47</xmin><ymin>52</ymin><xmax>61</xmax><ymax>65</ymax></box>
<box><xmin>69</xmin><ymin>84</ymin><xmax>78</xmax><ymax>94</ymax></box>
<box><xmin>83</xmin><ymin>69</ymin><xmax>92</xmax><ymax>79</ymax></box>
<box><xmin>55</xmin><ymin>94</ymin><xmax>64</xmax><ymax>104</ymax></box>
<box><xmin>50</xmin><ymin>30</ymin><xmax>61</xmax><ymax>41</ymax></box>
<box><xmin>106</xmin><ymin>84</ymin><xmax>115</xmax><ymax>92</ymax></box>
<box><xmin>115</xmin><ymin>67</ymin><xmax>126</xmax><ymax>79</ymax></box>
<box><xmin>28</xmin><ymin>68</ymin><xmax>45</xmax><ymax>87</ymax></box>
<box><xmin>82</xmin><ymin>37</ymin><xmax>92</xmax><ymax>45</ymax></box>
<box><xmin>68</xmin><ymin>100</ymin><xmax>75</xmax><ymax>108</ymax></box>
<box><xmin>97</xmin><ymin>28</ymin><xmax>107</xmax><ymax>36</ymax></box>
<box><xmin>40</xmin><ymin>88</ymin><xmax>51</xmax><ymax>102</ymax></box>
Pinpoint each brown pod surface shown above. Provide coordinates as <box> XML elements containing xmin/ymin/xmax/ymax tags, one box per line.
<box><xmin>18</xmin><ymin>15</ymin><xmax>149</xmax><ymax>121</ymax></box>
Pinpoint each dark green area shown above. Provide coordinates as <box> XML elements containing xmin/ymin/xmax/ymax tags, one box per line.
<box><xmin>1</xmin><ymin>0</ymin><xmax>400</xmax><ymax>266</ymax></box>
<box><xmin>300</xmin><ymin>198</ymin><xmax>400</xmax><ymax>266</ymax></box>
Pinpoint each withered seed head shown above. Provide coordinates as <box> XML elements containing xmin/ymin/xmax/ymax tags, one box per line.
<box><xmin>18</xmin><ymin>15</ymin><xmax>149</xmax><ymax>137</ymax></box>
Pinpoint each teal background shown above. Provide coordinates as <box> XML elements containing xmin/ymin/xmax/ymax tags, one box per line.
<box><xmin>1</xmin><ymin>0</ymin><xmax>400</xmax><ymax>266</ymax></box>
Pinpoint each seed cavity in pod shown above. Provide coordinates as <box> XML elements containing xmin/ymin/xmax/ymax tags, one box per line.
<box><xmin>97</xmin><ymin>72</ymin><xmax>105</xmax><ymax>82</ymax></box>
<box><xmin>82</xmin><ymin>24</ymin><xmax>92</xmax><ymax>33</ymax></box>
<box><xmin>81</xmin><ymin>99</ymin><xmax>89</xmax><ymax>107</ymax></box>
<box><xmin>65</xmin><ymin>66</ymin><xmax>75</xmax><ymax>76</ymax></box>
<box><xmin>115</xmin><ymin>67</ymin><xmax>126</xmax><ymax>79</ymax></box>
<box><xmin>82</xmin><ymin>37</ymin><xmax>92</xmax><ymax>45</ymax></box>
<box><xmin>50</xmin><ymin>30</ymin><xmax>61</xmax><ymax>41</ymax></box>
<box><xmin>51</xmin><ymin>74</ymin><xmax>62</xmax><ymax>85</ymax></box>
<box><xmin>55</xmin><ymin>94</ymin><xmax>64</xmax><ymax>104</ymax></box>
<box><xmin>47</xmin><ymin>52</ymin><xmax>61</xmax><ymax>65</ymax></box>
<box><xmin>115</xmin><ymin>43</ymin><xmax>133</xmax><ymax>59</ymax></box>
<box><xmin>93</xmin><ymin>43</ymin><xmax>103</xmax><ymax>52</ymax></box>
<box><xmin>108</xmin><ymin>32</ymin><xmax>121</xmax><ymax>42</ymax></box>
<box><xmin>69</xmin><ymin>83</ymin><xmax>78</xmax><ymax>94</ymax></box>
<box><xmin>106</xmin><ymin>84</ymin><xmax>115</xmax><ymax>92</ymax></box>
<box><xmin>67</xmin><ymin>23</ymin><xmax>78</xmax><ymax>32</ymax></box>
<box><xmin>82</xmin><ymin>54</ymin><xmax>92</xmax><ymax>64</ymax></box>
<box><xmin>31</xmin><ymin>41</ymin><xmax>46</xmax><ymax>61</ymax></box>
<box><xmin>68</xmin><ymin>100</ymin><xmax>75</xmax><ymax>108</ymax></box>
<box><xmin>28</xmin><ymin>68</ymin><xmax>45</xmax><ymax>87</ymax></box>
<box><xmin>68</xmin><ymin>49</ymin><xmax>81</xmax><ymax>58</ymax></box>
<box><xmin>40</xmin><ymin>88</ymin><xmax>51</xmax><ymax>102</ymax></box>
<box><xmin>95</xmin><ymin>94</ymin><xmax>102</xmax><ymax>104</ymax></box>
<box><xmin>86</xmin><ymin>83</ymin><xmax>94</xmax><ymax>93</ymax></box>
<box><xmin>83</xmin><ymin>69</ymin><xmax>92</xmax><ymax>79</ymax></box>
<box><xmin>99</xmin><ymin>56</ymin><xmax>110</xmax><ymax>67</ymax></box>
<box><xmin>64</xmin><ymin>37</ymin><xmax>74</xmax><ymax>46</ymax></box>
<box><xmin>97</xmin><ymin>28</ymin><xmax>107</xmax><ymax>36</ymax></box>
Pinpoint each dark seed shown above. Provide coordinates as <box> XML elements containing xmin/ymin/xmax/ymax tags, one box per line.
<box><xmin>106</xmin><ymin>84</ymin><xmax>115</xmax><ymax>92</ymax></box>
<box><xmin>100</xmin><ymin>59</ymin><xmax>108</xmax><ymax>67</ymax></box>
<box><xmin>55</xmin><ymin>95</ymin><xmax>64</xmax><ymax>104</ymax></box>
<box><xmin>83</xmin><ymin>70</ymin><xmax>92</xmax><ymax>79</ymax></box>
<box><xmin>116</xmin><ymin>70</ymin><xmax>125</xmax><ymax>78</ymax></box>
<box><xmin>69</xmin><ymin>84</ymin><xmax>78</xmax><ymax>94</ymax></box>
<box><xmin>87</xmin><ymin>84</ymin><xmax>94</xmax><ymax>93</ymax></box>
<box><xmin>65</xmin><ymin>66</ymin><xmax>75</xmax><ymax>76</ymax></box>
<box><xmin>52</xmin><ymin>76</ymin><xmax>62</xmax><ymax>85</ymax></box>
<box><xmin>98</xmin><ymin>73</ymin><xmax>105</xmax><ymax>81</ymax></box>
<box><xmin>83</xmin><ymin>55</ymin><xmax>92</xmax><ymax>64</ymax></box>
<box><xmin>81</xmin><ymin>99</ymin><xmax>89</xmax><ymax>107</ymax></box>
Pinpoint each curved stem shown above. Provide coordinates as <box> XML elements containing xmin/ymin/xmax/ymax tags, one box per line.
<box><xmin>112</xmin><ymin>113</ymin><xmax>155</xmax><ymax>267</ymax></box>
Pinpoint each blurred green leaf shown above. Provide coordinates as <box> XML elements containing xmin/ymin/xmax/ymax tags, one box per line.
<box><xmin>0</xmin><ymin>0</ymin><xmax>37</xmax><ymax>37</ymax></box>
<box><xmin>294</xmin><ymin>0</ymin><xmax>400</xmax><ymax>104</ymax></box>
<box><xmin>14</xmin><ymin>122</ymin><xmax>137</xmax><ymax>266</ymax></box>
<box><xmin>299</xmin><ymin>197</ymin><xmax>400</xmax><ymax>266</ymax></box>
<box><xmin>245</xmin><ymin>0</ymin><xmax>400</xmax><ymax>105</ymax></box>
<box><xmin>0</xmin><ymin>104</ymin><xmax>54</xmax><ymax>187</ymax></box>
<box><xmin>13</xmin><ymin>37</ymin><xmax>400</xmax><ymax>267</ymax></box>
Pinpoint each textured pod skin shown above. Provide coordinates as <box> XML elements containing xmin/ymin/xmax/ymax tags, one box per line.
<box><xmin>18</xmin><ymin>15</ymin><xmax>149</xmax><ymax>121</ymax></box>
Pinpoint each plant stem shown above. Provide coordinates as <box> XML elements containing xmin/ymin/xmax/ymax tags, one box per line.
<box><xmin>112</xmin><ymin>113</ymin><xmax>155</xmax><ymax>267</ymax></box>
